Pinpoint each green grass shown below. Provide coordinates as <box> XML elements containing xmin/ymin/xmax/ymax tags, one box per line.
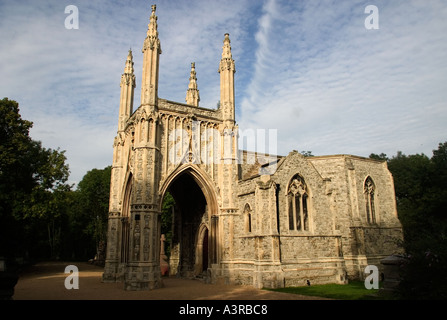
<box><xmin>267</xmin><ymin>281</ymin><xmax>386</xmax><ymax>300</ymax></box>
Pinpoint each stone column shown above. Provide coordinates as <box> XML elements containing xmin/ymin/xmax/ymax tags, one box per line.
<box><xmin>103</xmin><ymin>49</ymin><xmax>135</xmax><ymax>282</ymax></box>
<box><xmin>125</xmin><ymin>205</ymin><xmax>162</xmax><ymax>290</ymax></box>
<box><xmin>123</xmin><ymin>109</ymin><xmax>163</xmax><ymax>290</ymax></box>
<box><xmin>210</xmin><ymin>215</ymin><xmax>219</xmax><ymax>265</ymax></box>
<box><xmin>252</xmin><ymin>176</ymin><xmax>284</xmax><ymax>289</ymax></box>
<box><xmin>102</xmin><ymin>212</ymin><xmax>121</xmax><ymax>282</ymax></box>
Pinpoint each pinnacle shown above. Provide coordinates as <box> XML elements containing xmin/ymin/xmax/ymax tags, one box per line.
<box><xmin>189</xmin><ymin>62</ymin><xmax>197</xmax><ymax>82</ymax></box>
<box><xmin>221</xmin><ymin>33</ymin><xmax>233</xmax><ymax>59</ymax></box>
<box><xmin>147</xmin><ymin>3</ymin><xmax>158</xmax><ymax>37</ymax></box>
<box><xmin>124</xmin><ymin>49</ymin><xmax>134</xmax><ymax>74</ymax></box>
<box><xmin>186</xmin><ymin>62</ymin><xmax>200</xmax><ymax>106</ymax></box>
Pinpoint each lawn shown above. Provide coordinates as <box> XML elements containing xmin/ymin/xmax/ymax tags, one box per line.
<box><xmin>267</xmin><ymin>281</ymin><xmax>387</xmax><ymax>300</ymax></box>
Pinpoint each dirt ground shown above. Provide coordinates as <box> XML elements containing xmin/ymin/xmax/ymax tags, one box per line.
<box><xmin>12</xmin><ymin>261</ymin><xmax>328</xmax><ymax>300</ymax></box>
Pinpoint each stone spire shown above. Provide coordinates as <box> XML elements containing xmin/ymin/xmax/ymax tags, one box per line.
<box><xmin>118</xmin><ymin>49</ymin><xmax>136</xmax><ymax>132</ymax></box>
<box><xmin>124</xmin><ymin>49</ymin><xmax>134</xmax><ymax>74</ymax></box>
<box><xmin>147</xmin><ymin>4</ymin><xmax>158</xmax><ymax>38</ymax></box>
<box><xmin>218</xmin><ymin>33</ymin><xmax>236</xmax><ymax>123</ymax></box>
<box><xmin>141</xmin><ymin>4</ymin><xmax>161</xmax><ymax>108</ymax></box>
<box><xmin>221</xmin><ymin>33</ymin><xmax>233</xmax><ymax>60</ymax></box>
<box><xmin>185</xmin><ymin>62</ymin><xmax>200</xmax><ymax>107</ymax></box>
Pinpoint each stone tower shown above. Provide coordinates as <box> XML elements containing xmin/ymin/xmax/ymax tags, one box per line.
<box><xmin>103</xmin><ymin>4</ymin><xmax>164</xmax><ymax>290</ymax></box>
<box><xmin>118</xmin><ymin>50</ymin><xmax>135</xmax><ymax>132</ymax></box>
<box><xmin>103</xmin><ymin>5</ymin><xmax>240</xmax><ymax>290</ymax></box>
<box><xmin>103</xmin><ymin>5</ymin><xmax>403</xmax><ymax>291</ymax></box>
<box><xmin>219</xmin><ymin>33</ymin><xmax>236</xmax><ymax>124</ymax></box>
<box><xmin>141</xmin><ymin>4</ymin><xmax>161</xmax><ymax>109</ymax></box>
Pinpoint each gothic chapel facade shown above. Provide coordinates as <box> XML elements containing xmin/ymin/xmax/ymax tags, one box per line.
<box><xmin>102</xmin><ymin>5</ymin><xmax>403</xmax><ymax>290</ymax></box>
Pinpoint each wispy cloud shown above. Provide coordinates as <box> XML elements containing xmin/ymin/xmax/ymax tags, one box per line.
<box><xmin>239</xmin><ymin>0</ymin><xmax>447</xmax><ymax>157</ymax></box>
<box><xmin>151</xmin><ymin>0</ymin><xmax>260</xmax><ymax>109</ymax></box>
<box><xmin>1</xmin><ymin>0</ymin><xmax>446</xmax><ymax>185</ymax></box>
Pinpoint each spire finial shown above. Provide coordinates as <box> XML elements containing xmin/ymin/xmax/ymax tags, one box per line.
<box><xmin>186</xmin><ymin>62</ymin><xmax>200</xmax><ymax>106</ymax></box>
<box><xmin>124</xmin><ymin>49</ymin><xmax>134</xmax><ymax>74</ymax></box>
<box><xmin>118</xmin><ymin>49</ymin><xmax>136</xmax><ymax>131</ymax></box>
<box><xmin>189</xmin><ymin>62</ymin><xmax>197</xmax><ymax>83</ymax></box>
<box><xmin>147</xmin><ymin>4</ymin><xmax>158</xmax><ymax>37</ymax></box>
<box><xmin>221</xmin><ymin>33</ymin><xmax>232</xmax><ymax>59</ymax></box>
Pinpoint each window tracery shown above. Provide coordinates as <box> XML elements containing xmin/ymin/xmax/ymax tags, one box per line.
<box><xmin>287</xmin><ymin>175</ymin><xmax>309</xmax><ymax>231</ymax></box>
<box><xmin>364</xmin><ymin>176</ymin><xmax>376</xmax><ymax>224</ymax></box>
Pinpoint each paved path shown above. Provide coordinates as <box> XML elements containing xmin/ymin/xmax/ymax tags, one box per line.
<box><xmin>13</xmin><ymin>261</ymin><xmax>328</xmax><ymax>300</ymax></box>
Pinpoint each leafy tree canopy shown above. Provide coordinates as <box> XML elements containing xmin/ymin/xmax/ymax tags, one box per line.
<box><xmin>372</xmin><ymin>142</ymin><xmax>447</xmax><ymax>299</ymax></box>
<box><xmin>0</xmin><ymin>98</ymin><xmax>71</xmax><ymax>262</ymax></box>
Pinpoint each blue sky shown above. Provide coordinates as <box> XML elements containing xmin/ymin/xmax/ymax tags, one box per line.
<box><xmin>1</xmin><ymin>0</ymin><xmax>446</xmax><ymax>186</ymax></box>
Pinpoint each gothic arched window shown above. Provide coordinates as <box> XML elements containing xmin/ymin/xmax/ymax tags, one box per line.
<box><xmin>287</xmin><ymin>174</ymin><xmax>309</xmax><ymax>231</ymax></box>
<box><xmin>364</xmin><ymin>176</ymin><xmax>376</xmax><ymax>224</ymax></box>
<box><xmin>244</xmin><ymin>203</ymin><xmax>252</xmax><ymax>233</ymax></box>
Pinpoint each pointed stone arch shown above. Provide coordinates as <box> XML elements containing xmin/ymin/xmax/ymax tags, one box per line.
<box><xmin>286</xmin><ymin>173</ymin><xmax>310</xmax><ymax>232</ymax></box>
<box><xmin>159</xmin><ymin>164</ymin><xmax>220</xmax><ymax>275</ymax></box>
<box><xmin>159</xmin><ymin>164</ymin><xmax>218</xmax><ymax>218</ymax></box>
<box><xmin>243</xmin><ymin>203</ymin><xmax>252</xmax><ymax>233</ymax></box>
<box><xmin>120</xmin><ymin>173</ymin><xmax>133</xmax><ymax>264</ymax></box>
<box><xmin>194</xmin><ymin>223</ymin><xmax>210</xmax><ymax>275</ymax></box>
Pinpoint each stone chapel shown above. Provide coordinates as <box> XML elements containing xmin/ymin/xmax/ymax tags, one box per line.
<box><xmin>102</xmin><ymin>5</ymin><xmax>403</xmax><ymax>290</ymax></box>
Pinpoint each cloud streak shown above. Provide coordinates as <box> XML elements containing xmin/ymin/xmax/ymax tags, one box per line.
<box><xmin>239</xmin><ymin>0</ymin><xmax>447</xmax><ymax>157</ymax></box>
<box><xmin>1</xmin><ymin>0</ymin><xmax>446</xmax><ymax>186</ymax></box>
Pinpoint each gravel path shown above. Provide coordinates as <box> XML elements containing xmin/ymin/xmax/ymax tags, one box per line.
<box><xmin>13</xmin><ymin>261</ymin><xmax>328</xmax><ymax>300</ymax></box>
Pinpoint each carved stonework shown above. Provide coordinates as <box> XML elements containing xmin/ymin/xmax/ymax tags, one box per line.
<box><xmin>288</xmin><ymin>176</ymin><xmax>307</xmax><ymax>195</ymax></box>
<box><xmin>103</xmin><ymin>5</ymin><xmax>403</xmax><ymax>291</ymax></box>
<box><xmin>133</xmin><ymin>222</ymin><xmax>141</xmax><ymax>261</ymax></box>
<box><xmin>144</xmin><ymin>226</ymin><xmax>150</xmax><ymax>261</ymax></box>
<box><xmin>364</xmin><ymin>176</ymin><xmax>375</xmax><ymax>195</ymax></box>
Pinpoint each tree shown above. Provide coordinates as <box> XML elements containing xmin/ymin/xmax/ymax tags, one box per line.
<box><xmin>429</xmin><ymin>142</ymin><xmax>447</xmax><ymax>222</ymax></box>
<box><xmin>70</xmin><ymin>167</ymin><xmax>111</xmax><ymax>262</ymax></box>
<box><xmin>384</xmin><ymin>144</ymin><xmax>447</xmax><ymax>299</ymax></box>
<box><xmin>24</xmin><ymin>147</ymin><xmax>71</xmax><ymax>259</ymax></box>
<box><xmin>301</xmin><ymin>151</ymin><xmax>314</xmax><ymax>157</ymax></box>
<box><xmin>369</xmin><ymin>152</ymin><xmax>388</xmax><ymax>161</ymax></box>
<box><xmin>388</xmin><ymin>151</ymin><xmax>438</xmax><ymax>251</ymax></box>
<box><xmin>0</xmin><ymin>98</ymin><xmax>35</xmax><ymax>262</ymax></box>
<box><xmin>161</xmin><ymin>192</ymin><xmax>175</xmax><ymax>258</ymax></box>
<box><xmin>0</xmin><ymin>98</ymin><xmax>71</xmax><ymax>264</ymax></box>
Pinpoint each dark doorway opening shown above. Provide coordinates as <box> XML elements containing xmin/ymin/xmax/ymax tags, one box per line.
<box><xmin>162</xmin><ymin>171</ymin><xmax>209</xmax><ymax>278</ymax></box>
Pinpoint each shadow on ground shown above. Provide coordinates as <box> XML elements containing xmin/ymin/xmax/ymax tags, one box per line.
<box><xmin>13</xmin><ymin>261</ymin><xmax>329</xmax><ymax>300</ymax></box>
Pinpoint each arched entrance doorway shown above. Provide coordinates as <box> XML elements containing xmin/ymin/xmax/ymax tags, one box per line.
<box><xmin>160</xmin><ymin>167</ymin><xmax>216</xmax><ymax>279</ymax></box>
<box><xmin>195</xmin><ymin>224</ymin><xmax>209</xmax><ymax>276</ymax></box>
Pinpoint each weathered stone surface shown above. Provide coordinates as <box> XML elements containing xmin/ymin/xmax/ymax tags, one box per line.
<box><xmin>102</xmin><ymin>5</ymin><xmax>403</xmax><ymax>290</ymax></box>
<box><xmin>380</xmin><ymin>254</ymin><xmax>406</xmax><ymax>294</ymax></box>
